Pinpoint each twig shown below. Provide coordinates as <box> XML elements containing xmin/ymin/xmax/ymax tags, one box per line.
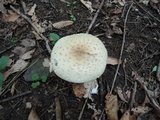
<box><xmin>129</xmin><ymin>81</ymin><xmax>137</xmax><ymax>109</ymax></box>
<box><xmin>1</xmin><ymin>59</ymin><xmax>39</xmax><ymax>96</ymax></box>
<box><xmin>55</xmin><ymin>98</ymin><xmax>62</xmax><ymax>120</ymax></box>
<box><xmin>98</xmin><ymin>109</ymin><xmax>105</xmax><ymax>120</ymax></box>
<box><xmin>78</xmin><ymin>98</ymin><xmax>88</xmax><ymax>120</ymax></box>
<box><xmin>5</xmin><ymin>99</ymin><xmax>22</xmax><ymax>119</ymax></box>
<box><xmin>0</xmin><ymin>91</ymin><xmax>32</xmax><ymax>103</ymax></box>
<box><xmin>134</xmin><ymin>73</ymin><xmax>160</xmax><ymax>110</ymax></box>
<box><xmin>0</xmin><ymin>45</ymin><xmax>14</xmax><ymax>55</ymax></box>
<box><xmin>122</xmin><ymin>59</ymin><xmax>128</xmax><ymax>90</ymax></box>
<box><xmin>86</xmin><ymin>0</ymin><xmax>105</xmax><ymax>33</ymax></box>
<box><xmin>10</xmin><ymin>5</ymin><xmax>51</xmax><ymax>53</ymax></box>
<box><xmin>110</xmin><ymin>3</ymin><xmax>133</xmax><ymax>94</ymax></box>
<box><xmin>134</xmin><ymin>0</ymin><xmax>160</xmax><ymax>23</ymax></box>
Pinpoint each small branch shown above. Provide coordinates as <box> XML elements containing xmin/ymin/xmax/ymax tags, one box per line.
<box><xmin>10</xmin><ymin>5</ymin><xmax>51</xmax><ymax>53</ymax></box>
<box><xmin>98</xmin><ymin>109</ymin><xmax>105</xmax><ymax>120</ymax></box>
<box><xmin>134</xmin><ymin>0</ymin><xmax>160</xmax><ymax>23</ymax></box>
<box><xmin>0</xmin><ymin>91</ymin><xmax>32</xmax><ymax>103</ymax></box>
<box><xmin>55</xmin><ymin>97</ymin><xmax>62</xmax><ymax>120</ymax></box>
<box><xmin>110</xmin><ymin>3</ymin><xmax>133</xmax><ymax>94</ymax></box>
<box><xmin>78</xmin><ymin>98</ymin><xmax>88</xmax><ymax>120</ymax></box>
<box><xmin>86</xmin><ymin>0</ymin><xmax>105</xmax><ymax>33</ymax></box>
<box><xmin>129</xmin><ymin>81</ymin><xmax>137</xmax><ymax>109</ymax></box>
<box><xmin>134</xmin><ymin>73</ymin><xmax>160</xmax><ymax>110</ymax></box>
<box><xmin>0</xmin><ymin>45</ymin><xmax>14</xmax><ymax>55</ymax></box>
<box><xmin>1</xmin><ymin>59</ymin><xmax>39</xmax><ymax>96</ymax></box>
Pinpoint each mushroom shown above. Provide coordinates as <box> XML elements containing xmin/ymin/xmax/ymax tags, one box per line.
<box><xmin>50</xmin><ymin>33</ymin><xmax>108</xmax><ymax>83</ymax></box>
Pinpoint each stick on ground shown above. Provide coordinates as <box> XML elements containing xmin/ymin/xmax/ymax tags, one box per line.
<box><xmin>110</xmin><ymin>3</ymin><xmax>133</xmax><ymax>94</ymax></box>
<box><xmin>86</xmin><ymin>0</ymin><xmax>105</xmax><ymax>33</ymax></box>
<box><xmin>10</xmin><ymin>5</ymin><xmax>51</xmax><ymax>53</ymax></box>
<box><xmin>0</xmin><ymin>91</ymin><xmax>32</xmax><ymax>103</ymax></box>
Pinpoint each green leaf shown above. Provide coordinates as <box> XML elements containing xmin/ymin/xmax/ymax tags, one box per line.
<box><xmin>152</xmin><ymin>66</ymin><xmax>158</xmax><ymax>72</ymax></box>
<box><xmin>31</xmin><ymin>73</ymin><xmax>39</xmax><ymax>81</ymax></box>
<box><xmin>73</xmin><ymin>1</ymin><xmax>77</xmax><ymax>5</ymax></box>
<box><xmin>50</xmin><ymin>33</ymin><xmax>60</xmax><ymax>45</ymax></box>
<box><xmin>41</xmin><ymin>75</ymin><xmax>47</xmax><ymax>82</ymax></box>
<box><xmin>70</xmin><ymin>15</ymin><xmax>76</xmax><ymax>21</ymax></box>
<box><xmin>10</xmin><ymin>36</ymin><xmax>19</xmax><ymax>45</ymax></box>
<box><xmin>0</xmin><ymin>56</ymin><xmax>9</xmax><ymax>70</ymax></box>
<box><xmin>0</xmin><ymin>72</ymin><xmax>4</xmax><ymax>87</ymax></box>
<box><xmin>50</xmin><ymin>33</ymin><xmax>60</xmax><ymax>41</ymax></box>
<box><xmin>31</xmin><ymin>81</ymin><xmax>40</xmax><ymax>89</ymax></box>
<box><xmin>67</xmin><ymin>4</ymin><xmax>71</xmax><ymax>7</ymax></box>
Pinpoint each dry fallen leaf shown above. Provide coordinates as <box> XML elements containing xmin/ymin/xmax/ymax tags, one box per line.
<box><xmin>150</xmin><ymin>0</ymin><xmax>159</xmax><ymax>3</ymax></box>
<box><xmin>20</xmin><ymin>49</ymin><xmax>35</xmax><ymax>60</ymax></box>
<box><xmin>21</xmin><ymin>39</ymin><xmax>36</xmax><ymax>48</ymax></box>
<box><xmin>7</xmin><ymin>58</ymin><xmax>13</xmax><ymax>67</ymax></box>
<box><xmin>120</xmin><ymin>110</ymin><xmax>137</xmax><ymax>120</ymax></box>
<box><xmin>4</xmin><ymin>59</ymin><xmax>29</xmax><ymax>80</ymax></box>
<box><xmin>107</xmin><ymin>56</ymin><xmax>122</xmax><ymax>65</ymax></box>
<box><xmin>28</xmin><ymin>107</ymin><xmax>40</xmax><ymax>120</ymax></box>
<box><xmin>31</xmin><ymin>14</ymin><xmax>45</xmax><ymax>33</ymax></box>
<box><xmin>31</xmin><ymin>14</ymin><xmax>39</xmax><ymax>23</ymax></box>
<box><xmin>112</xmin><ymin>25</ymin><xmax>123</xmax><ymax>34</ymax></box>
<box><xmin>0</xmin><ymin>1</ymin><xmax>7</xmax><ymax>14</ymax></box>
<box><xmin>28</xmin><ymin>4</ymin><xmax>37</xmax><ymax>16</ymax></box>
<box><xmin>118</xmin><ymin>0</ymin><xmax>126</xmax><ymax>6</ymax></box>
<box><xmin>80</xmin><ymin>0</ymin><xmax>94</xmax><ymax>12</ymax></box>
<box><xmin>72</xmin><ymin>83</ymin><xmax>85</xmax><ymax>98</ymax></box>
<box><xmin>12</xmin><ymin>46</ymin><xmax>27</xmax><ymax>56</ymax></box>
<box><xmin>34</xmin><ymin>23</ymin><xmax>45</xmax><ymax>33</ymax></box>
<box><xmin>32</xmin><ymin>31</ymin><xmax>42</xmax><ymax>40</ymax></box>
<box><xmin>87</xmin><ymin>103</ymin><xmax>101</xmax><ymax>120</ymax></box>
<box><xmin>43</xmin><ymin>58</ymin><xmax>50</xmax><ymax>67</ymax></box>
<box><xmin>139</xmin><ymin>0</ymin><xmax>149</xmax><ymax>5</ymax></box>
<box><xmin>131</xmin><ymin>106</ymin><xmax>151</xmax><ymax>114</ymax></box>
<box><xmin>52</xmin><ymin>20</ymin><xmax>74</xmax><ymax>29</ymax></box>
<box><xmin>117</xmin><ymin>87</ymin><xmax>131</xmax><ymax>103</ymax></box>
<box><xmin>111</xmin><ymin>8</ymin><xmax>122</xmax><ymax>14</ymax></box>
<box><xmin>3</xmin><ymin>12</ymin><xmax>20</xmax><ymax>22</ymax></box>
<box><xmin>105</xmin><ymin>93</ymin><xmax>118</xmax><ymax>120</ymax></box>
<box><xmin>60</xmin><ymin>0</ymin><xmax>70</xmax><ymax>4</ymax></box>
<box><xmin>126</xmin><ymin>43</ymin><xmax>135</xmax><ymax>53</ymax></box>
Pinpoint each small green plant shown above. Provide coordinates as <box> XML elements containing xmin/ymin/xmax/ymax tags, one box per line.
<box><xmin>67</xmin><ymin>1</ymin><xmax>77</xmax><ymax>9</ymax></box>
<box><xmin>31</xmin><ymin>81</ymin><xmax>40</xmax><ymax>89</ymax></box>
<box><xmin>151</xmin><ymin>66</ymin><xmax>158</xmax><ymax>73</ymax></box>
<box><xmin>0</xmin><ymin>56</ymin><xmax>9</xmax><ymax>91</ymax></box>
<box><xmin>41</xmin><ymin>75</ymin><xmax>47</xmax><ymax>82</ymax></box>
<box><xmin>10</xmin><ymin>36</ymin><xmax>19</xmax><ymax>45</ymax></box>
<box><xmin>32</xmin><ymin>73</ymin><xmax>39</xmax><ymax>81</ymax></box>
<box><xmin>50</xmin><ymin>33</ymin><xmax>60</xmax><ymax>45</ymax></box>
<box><xmin>31</xmin><ymin>73</ymin><xmax>48</xmax><ymax>88</ymax></box>
<box><xmin>149</xmin><ymin>66</ymin><xmax>158</xmax><ymax>82</ymax></box>
<box><xmin>70</xmin><ymin>15</ymin><xmax>76</xmax><ymax>21</ymax></box>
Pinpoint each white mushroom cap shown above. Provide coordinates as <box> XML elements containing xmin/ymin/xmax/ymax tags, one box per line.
<box><xmin>50</xmin><ymin>33</ymin><xmax>108</xmax><ymax>83</ymax></box>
